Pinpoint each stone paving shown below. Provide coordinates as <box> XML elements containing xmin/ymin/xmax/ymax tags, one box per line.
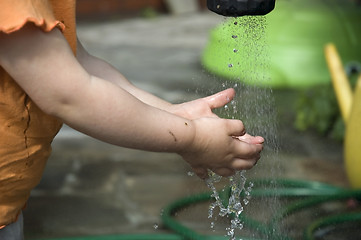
<box><xmin>23</xmin><ymin>12</ymin><xmax>352</xmax><ymax>240</ymax></box>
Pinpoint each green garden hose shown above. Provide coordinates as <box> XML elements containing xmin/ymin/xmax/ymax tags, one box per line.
<box><xmin>34</xmin><ymin>179</ymin><xmax>361</xmax><ymax>240</ymax></box>
<box><xmin>162</xmin><ymin>179</ymin><xmax>361</xmax><ymax>240</ymax></box>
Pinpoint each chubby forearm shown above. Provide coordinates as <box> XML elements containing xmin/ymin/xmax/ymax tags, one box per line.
<box><xmin>77</xmin><ymin>40</ymin><xmax>172</xmax><ymax>111</ymax></box>
<box><xmin>57</xmin><ymin>74</ymin><xmax>195</xmax><ymax>152</ymax></box>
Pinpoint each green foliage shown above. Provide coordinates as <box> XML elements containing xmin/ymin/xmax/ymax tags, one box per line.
<box><xmin>294</xmin><ymin>84</ymin><xmax>345</xmax><ymax>141</ymax></box>
<box><xmin>294</xmin><ymin>67</ymin><xmax>360</xmax><ymax>141</ymax></box>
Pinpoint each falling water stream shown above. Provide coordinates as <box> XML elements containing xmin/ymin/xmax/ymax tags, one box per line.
<box><xmin>205</xmin><ymin>16</ymin><xmax>280</xmax><ymax>240</ymax></box>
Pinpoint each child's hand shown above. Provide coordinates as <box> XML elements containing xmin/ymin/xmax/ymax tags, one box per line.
<box><xmin>179</xmin><ymin>117</ymin><xmax>264</xmax><ymax>179</ymax></box>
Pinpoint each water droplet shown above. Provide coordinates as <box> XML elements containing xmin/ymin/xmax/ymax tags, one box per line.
<box><xmin>210</xmin><ymin>221</ymin><xmax>215</xmax><ymax>229</ymax></box>
<box><xmin>219</xmin><ymin>208</ymin><xmax>228</xmax><ymax>217</ymax></box>
<box><xmin>227</xmin><ymin>227</ymin><xmax>235</xmax><ymax>238</ymax></box>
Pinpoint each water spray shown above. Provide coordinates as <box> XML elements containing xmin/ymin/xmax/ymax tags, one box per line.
<box><xmin>204</xmin><ymin>1</ymin><xmax>277</xmax><ymax>239</ymax></box>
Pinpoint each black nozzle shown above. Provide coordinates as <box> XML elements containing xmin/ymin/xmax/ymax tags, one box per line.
<box><xmin>207</xmin><ymin>0</ymin><xmax>275</xmax><ymax>17</ymax></box>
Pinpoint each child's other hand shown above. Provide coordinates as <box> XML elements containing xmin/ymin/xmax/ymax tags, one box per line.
<box><xmin>179</xmin><ymin>117</ymin><xmax>264</xmax><ymax>179</ymax></box>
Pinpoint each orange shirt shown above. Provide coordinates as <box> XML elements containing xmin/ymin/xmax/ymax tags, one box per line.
<box><xmin>0</xmin><ymin>0</ymin><xmax>77</xmax><ymax>227</ymax></box>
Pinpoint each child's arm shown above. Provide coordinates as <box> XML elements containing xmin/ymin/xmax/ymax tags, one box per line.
<box><xmin>0</xmin><ymin>25</ymin><xmax>263</xmax><ymax>178</ymax></box>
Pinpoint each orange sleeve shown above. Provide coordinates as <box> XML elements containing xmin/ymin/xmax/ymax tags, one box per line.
<box><xmin>0</xmin><ymin>0</ymin><xmax>65</xmax><ymax>34</ymax></box>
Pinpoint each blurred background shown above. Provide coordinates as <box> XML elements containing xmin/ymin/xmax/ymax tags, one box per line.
<box><xmin>24</xmin><ymin>0</ymin><xmax>361</xmax><ymax>240</ymax></box>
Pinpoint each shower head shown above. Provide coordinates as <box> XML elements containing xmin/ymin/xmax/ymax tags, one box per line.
<box><xmin>207</xmin><ymin>0</ymin><xmax>276</xmax><ymax>17</ymax></box>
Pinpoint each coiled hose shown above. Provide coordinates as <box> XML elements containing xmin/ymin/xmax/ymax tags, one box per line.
<box><xmin>35</xmin><ymin>179</ymin><xmax>361</xmax><ymax>240</ymax></box>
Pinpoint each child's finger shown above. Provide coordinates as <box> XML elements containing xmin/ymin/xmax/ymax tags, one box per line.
<box><xmin>203</xmin><ymin>88</ymin><xmax>235</xmax><ymax>110</ymax></box>
<box><xmin>226</xmin><ymin>119</ymin><xmax>246</xmax><ymax>137</ymax></box>
<box><xmin>236</xmin><ymin>134</ymin><xmax>264</xmax><ymax>145</ymax></box>
<box><xmin>228</xmin><ymin>140</ymin><xmax>262</xmax><ymax>165</ymax></box>
<box><xmin>241</xmin><ymin>142</ymin><xmax>263</xmax><ymax>159</ymax></box>
<box><xmin>231</xmin><ymin>157</ymin><xmax>259</xmax><ymax>170</ymax></box>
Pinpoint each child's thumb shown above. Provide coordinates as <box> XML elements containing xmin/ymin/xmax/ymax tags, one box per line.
<box><xmin>204</xmin><ymin>88</ymin><xmax>235</xmax><ymax>110</ymax></box>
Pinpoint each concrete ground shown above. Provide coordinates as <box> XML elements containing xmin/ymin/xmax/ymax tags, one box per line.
<box><xmin>23</xmin><ymin>12</ymin><xmax>357</xmax><ymax>240</ymax></box>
